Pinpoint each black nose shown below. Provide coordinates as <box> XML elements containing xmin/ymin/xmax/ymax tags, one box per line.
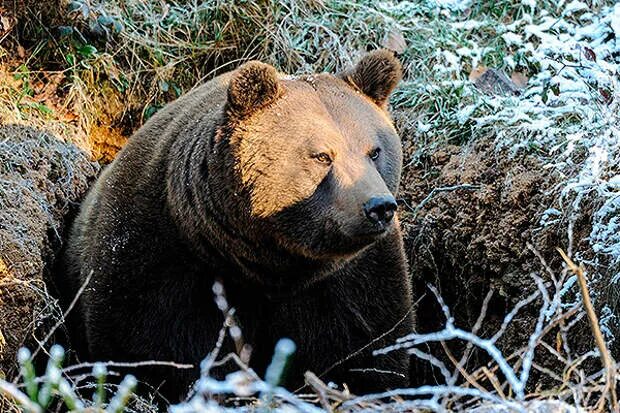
<box><xmin>363</xmin><ymin>195</ymin><xmax>398</xmax><ymax>225</ymax></box>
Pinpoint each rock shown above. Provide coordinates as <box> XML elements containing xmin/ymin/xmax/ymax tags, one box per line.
<box><xmin>473</xmin><ymin>68</ymin><xmax>523</xmax><ymax>96</ymax></box>
<box><xmin>0</xmin><ymin>124</ymin><xmax>99</xmax><ymax>379</ymax></box>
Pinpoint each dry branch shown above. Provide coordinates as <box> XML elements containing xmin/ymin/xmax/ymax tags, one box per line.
<box><xmin>558</xmin><ymin>248</ymin><xmax>618</xmax><ymax>413</ymax></box>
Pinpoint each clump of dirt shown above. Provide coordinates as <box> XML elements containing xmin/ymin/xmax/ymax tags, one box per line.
<box><xmin>398</xmin><ymin>135</ymin><xmax>595</xmax><ymax>383</ymax></box>
<box><xmin>90</xmin><ymin>123</ymin><xmax>127</xmax><ymax>162</ymax></box>
<box><xmin>0</xmin><ymin>124</ymin><xmax>99</xmax><ymax>379</ymax></box>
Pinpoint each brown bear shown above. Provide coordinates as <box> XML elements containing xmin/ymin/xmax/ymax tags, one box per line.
<box><xmin>58</xmin><ymin>49</ymin><xmax>413</xmax><ymax>402</ymax></box>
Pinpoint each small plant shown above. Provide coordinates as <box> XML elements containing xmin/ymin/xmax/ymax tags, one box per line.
<box><xmin>170</xmin><ymin>338</ymin><xmax>311</xmax><ymax>413</ymax></box>
<box><xmin>0</xmin><ymin>345</ymin><xmax>137</xmax><ymax>413</ymax></box>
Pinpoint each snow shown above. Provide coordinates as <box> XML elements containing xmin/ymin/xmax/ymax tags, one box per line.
<box><xmin>502</xmin><ymin>32</ymin><xmax>522</xmax><ymax>47</ymax></box>
<box><xmin>417</xmin><ymin>121</ymin><xmax>432</xmax><ymax>133</ymax></box>
<box><xmin>431</xmin><ymin>0</ymin><xmax>472</xmax><ymax>12</ymax></box>
<box><xmin>563</xmin><ymin>1</ymin><xmax>589</xmax><ymax>16</ymax></box>
<box><xmin>521</xmin><ymin>0</ymin><xmax>536</xmax><ymax>10</ymax></box>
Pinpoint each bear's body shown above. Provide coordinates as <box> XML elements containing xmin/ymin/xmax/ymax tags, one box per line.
<box><xmin>59</xmin><ymin>50</ymin><xmax>413</xmax><ymax>401</ymax></box>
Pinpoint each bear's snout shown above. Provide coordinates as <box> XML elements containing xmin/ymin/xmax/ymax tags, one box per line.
<box><xmin>363</xmin><ymin>194</ymin><xmax>397</xmax><ymax>228</ymax></box>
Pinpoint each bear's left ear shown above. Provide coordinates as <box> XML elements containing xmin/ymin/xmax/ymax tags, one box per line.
<box><xmin>339</xmin><ymin>49</ymin><xmax>402</xmax><ymax>108</ymax></box>
<box><xmin>227</xmin><ymin>61</ymin><xmax>281</xmax><ymax>119</ymax></box>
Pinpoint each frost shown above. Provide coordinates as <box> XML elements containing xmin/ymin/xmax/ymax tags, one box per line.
<box><xmin>405</xmin><ymin>0</ymin><xmax>620</xmax><ymax>340</ymax></box>
<box><xmin>469</xmin><ymin>5</ymin><xmax>620</xmax><ymax>294</ymax></box>
<box><xmin>430</xmin><ymin>0</ymin><xmax>472</xmax><ymax>12</ymax></box>
<box><xmin>502</xmin><ymin>32</ymin><xmax>522</xmax><ymax>46</ymax></box>
<box><xmin>521</xmin><ymin>0</ymin><xmax>536</xmax><ymax>10</ymax></box>
<box><xmin>563</xmin><ymin>1</ymin><xmax>589</xmax><ymax>16</ymax></box>
<box><xmin>455</xmin><ymin>104</ymin><xmax>477</xmax><ymax>124</ymax></box>
<box><xmin>417</xmin><ymin>121</ymin><xmax>432</xmax><ymax>133</ymax></box>
<box><xmin>540</xmin><ymin>208</ymin><xmax>562</xmax><ymax>227</ymax></box>
<box><xmin>451</xmin><ymin>20</ymin><xmax>485</xmax><ymax>30</ymax></box>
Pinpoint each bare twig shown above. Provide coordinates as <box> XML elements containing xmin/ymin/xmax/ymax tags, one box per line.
<box><xmin>61</xmin><ymin>359</ymin><xmax>194</xmax><ymax>374</ymax></box>
<box><xmin>558</xmin><ymin>248</ymin><xmax>618</xmax><ymax>412</ymax></box>
<box><xmin>29</xmin><ymin>270</ymin><xmax>94</xmax><ymax>362</ymax></box>
<box><xmin>410</xmin><ymin>184</ymin><xmax>483</xmax><ymax>218</ymax></box>
<box><xmin>200</xmin><ymin>307</ymin><xmax>236</xmax><ymax>377</ymax></box>
<box><xmin>441</xmin><ymin>341</ymin><xmax>489</xmax><ymax>397</ymax></box>
<box><xmin>310</xmin><ymin>293</ymin><xmax>423</xmax><ymax>389</ymax></box>
<box><xmin>305</xmin><ymin>371</ymin><xmax>353</xmax><ymax>406</ymax></box>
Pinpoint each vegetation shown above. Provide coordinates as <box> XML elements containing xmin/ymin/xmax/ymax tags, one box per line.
<box><xmin>1</xmin><ymin>1</ymin><xmax>596</xmax><ymax>153</ymax></box>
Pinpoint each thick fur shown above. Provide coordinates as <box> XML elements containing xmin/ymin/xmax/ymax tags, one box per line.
<box><xmin>340</xmin><ymin>49</ymin><xmax>403</xmax><ymax>107</ymax></box>
<box><xmin>58</xmin><ymin>49</ymin><xmax>413</xmax><ymax>402</ymax></box>
<box><xmin>227</xmin><ymin>61</ymin><xmax>281</xmax><ymax>119</ymax></box>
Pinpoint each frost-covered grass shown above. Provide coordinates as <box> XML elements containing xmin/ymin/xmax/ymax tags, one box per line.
<box><xmin>378</xmin><ymin>0</ymin><xmax>620</xmax><ymax>342</ymax></box>
<box><xmin>1</xmin><ymin>345</ymin><xmax>147</xmax><ymax>413</ymax></box>
<box><xmin>0</xmin><ymin>1</ymin><xmax>586</xmax><ymax>147</ymax></box>
<box><xmin>428</xmin><ymin>1</ymin><xmax>620</xmax><ymax>339</ymax></box>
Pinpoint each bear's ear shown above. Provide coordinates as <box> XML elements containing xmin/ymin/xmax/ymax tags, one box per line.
<box><xmin>339</xmin><ymin>49</ymin><xmax>402</xmax><ymax>108</ymax></box>
<box><xmin>227</xmin><ymin>61</ymin><xmax>281</xmax><ymax>119</ymax></box>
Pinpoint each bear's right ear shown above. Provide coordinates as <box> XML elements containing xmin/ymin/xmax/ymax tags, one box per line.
<box><xmin>227</xmin><ymin>61</ymin><xmax>281</xmax><ymax>120</ymax></box>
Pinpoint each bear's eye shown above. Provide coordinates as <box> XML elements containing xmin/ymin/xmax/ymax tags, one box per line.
<box><xmin>313</xmin><ymin>152</ymin><xmax>333</xmax><ymax>165</ymax></box>
<box><xmin>369</xmin><ymin>147</ymin><xmax>381</xmax><ymax>161</ymax></box>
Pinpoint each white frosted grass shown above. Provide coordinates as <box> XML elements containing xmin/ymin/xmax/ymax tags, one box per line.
<box><xmin>375</xmin><ymin>282</ymin><xmax>550</xmax><ymax>403</ymax></box>
<box><xmin>172</xmin><ymin>339</ymin><xmax>322</xmax><ymax>413</ymax></box>
<box><xmin>464</xmin><ymin>0</ymin><xmax>620</xmax><ymax>376</ymax></box>
<box><xmin>341</xmin><ymin>385</ymin><xmax>525</xmax><ymax>412</ymax></box>
<box><xmin>502</xmin><ymin>32</ymin><xmax>522</xmax><ymax>46</ymax></box>
<box><xmin>445</xmin><ymin>3</ymin><xmax>620</xmax><ymax>342</ymax></box>
<box><xmin>377</xmin><ymin>326</ymin><xmax>525</xmax><ymax>399</ymax></box>
<box><xmin>431</xmin><ymin>0</ymin><xmax>472</xmax><ymax>12</ymax></box>
<box><xmin>105</xmin><ymin>375</ymin><xmax>137</xmax><ymax>413</ymax></box>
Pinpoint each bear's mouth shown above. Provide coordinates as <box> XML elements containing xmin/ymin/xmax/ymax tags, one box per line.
<box><xmin>349</xmin><ymin>225</ymin><xmax>391</xmax><ymax>246</ymax></box>
<box><xmin>354</xmin><ymin>219</ymin><xmax>393</xmax><ymax>237</ymax></box>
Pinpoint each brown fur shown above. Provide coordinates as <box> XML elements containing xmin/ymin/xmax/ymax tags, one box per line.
<box><xmin>339</xmin><ymin>49</ymin><xmax>402</xmax><ymax>107</ymax></box>
<box><xmin>227</xmin><ymin>61</ymin><xmax>282</xmax><ymax>119</ymax></box>
<box><xmin>57</xmin><ymin>49</ymin><xmax>413</xmax><ymax>402</ymax></box>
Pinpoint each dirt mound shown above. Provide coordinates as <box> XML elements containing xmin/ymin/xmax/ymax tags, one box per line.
<box><xmin>0</xmin><ymin>124</ymin><xmax>98</xmax><ymax>379</ymax></box>
<box><xmin>398</xmin><ymin>136</ymin><xmax>595</xmax><ymax>383</ymax></box>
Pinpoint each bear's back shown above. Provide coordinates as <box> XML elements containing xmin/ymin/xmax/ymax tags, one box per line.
<box><xmin>60</xmin><ymin>72</ymin><xmax>234</xmax><ymax>310</ymax></box>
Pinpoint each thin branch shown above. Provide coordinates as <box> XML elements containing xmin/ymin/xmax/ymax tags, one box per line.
<box><xmin>30</xmin><ymin>270</ymin><xmax>94</xmax><ymax>362</ymax></box>
<box><xmin>310</xmin><ymin>293</ymin><xmax>423</xmax><ymax>389</ymax></box>
<box><xmin>409</xmin><ymin>184</ymin><xmax>483</xmax><ymax>218</ymax></box>
<box><xmin>558</xmin><ymin>248</ymin><xmax>618</xmax><ymax>413</ymax></box>
<box><xmin>62</xmin><ymin>360</ymin><xmax>194</xmax><ymax>374</ymax></box>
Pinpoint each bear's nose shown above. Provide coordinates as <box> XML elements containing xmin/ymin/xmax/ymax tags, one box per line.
<box><xmin>363</xmin><ymin>195</ymin><xmax>398</xmax><ymax>226</ymax></box>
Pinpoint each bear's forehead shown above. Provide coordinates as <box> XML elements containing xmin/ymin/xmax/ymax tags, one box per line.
<box><xmin>260</xmin><ymin>76</ymin><xmax>394</xmax><ymax>151</ymax></box>
<box><xmin>280</xmin><ymin>74</ymin><xmax>392</xmax><ymax>125</ymax></box>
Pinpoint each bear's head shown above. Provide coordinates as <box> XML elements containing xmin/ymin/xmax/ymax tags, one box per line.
<box><xmin>207</xmin><ymin>50</ymin><xmax>404</xmax><ymax>287</ymax></box>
